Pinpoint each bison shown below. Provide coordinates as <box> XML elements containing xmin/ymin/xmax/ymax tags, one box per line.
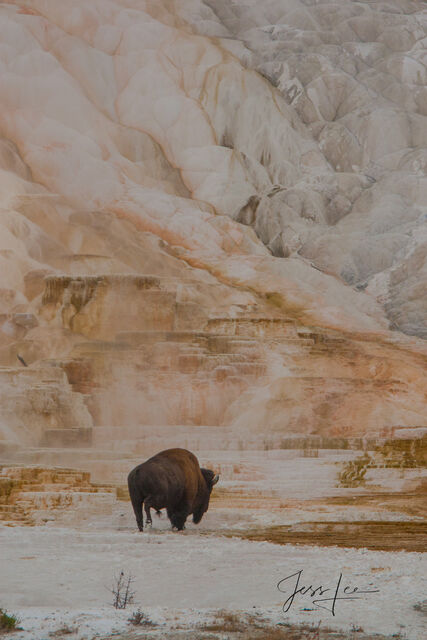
<box><xmin>127</xmin><ymin>448</ymin><xmax>219</xmax><ymax>531</ymax></box>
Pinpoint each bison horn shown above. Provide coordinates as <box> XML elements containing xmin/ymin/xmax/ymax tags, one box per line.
<box><xmin>212</xmin><ymin>474</ymin><xmax>219</xmax><ymax>485</ymax></box>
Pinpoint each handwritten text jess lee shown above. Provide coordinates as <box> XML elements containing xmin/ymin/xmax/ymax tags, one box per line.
<box><xmin>277</xmin><ymin>570</ymin><xmax>379</xmax><ymax>616</ymax></box>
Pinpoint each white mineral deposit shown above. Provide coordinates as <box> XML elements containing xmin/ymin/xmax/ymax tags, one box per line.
<box><xmin>0</xmin><ymin>1</ymin><xmax>426</xmax><ymax>639</ymax></box>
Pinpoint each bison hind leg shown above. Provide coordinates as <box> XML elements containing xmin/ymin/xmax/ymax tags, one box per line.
<box><xmin>129</xmin><ymin>492</ymin><xmax>144</xmax><ymax>532</ymax></box>
<box><xmin>144</xmin><ymin>496</ymin><xmax>156</xmax><ymax>527</ymax></box>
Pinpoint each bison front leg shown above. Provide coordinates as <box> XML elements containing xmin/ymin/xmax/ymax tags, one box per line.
<box><xmin>167</xmin><ymin>507</ymin><xmax>188</xmax><ymax>531</ymax></box>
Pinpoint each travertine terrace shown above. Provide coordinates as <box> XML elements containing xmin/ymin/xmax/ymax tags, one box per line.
<box><xmin>0</xmin><ymin>0</ymin><xmax>425</xmax><ymax>486</ymax></box>
<box><xmin>0</xmin><ymin>465</ymin><xmax>116</xmax><ymax>525</ymax></box>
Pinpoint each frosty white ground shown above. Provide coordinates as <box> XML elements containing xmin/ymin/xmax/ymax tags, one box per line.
<box><xmin>1</xmin><ymin>520</ymin><xmax>426</xmax><ymax>640</ymax></box>
<box><xmin>1</xmin><ymin>452</ymin><xmax>426</xmax><ymax>639</ymax></box>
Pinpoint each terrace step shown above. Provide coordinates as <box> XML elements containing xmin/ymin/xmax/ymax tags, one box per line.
<box><xmin>0</xmin><ymin>465</ymin><xmax>119</xmax><ymax>525</ymax></box>
<box><xmin>11</xmin><ymin>448</ymin><xmax>133</xmax><ymax>465</ymax></box>
<box><xmin>115</xmin><ymin>331</ymin><xmax>209</xmax><ymax>346</ymax></box>
<box><xmin>207</xmin><ymin>317</ymin><xmax>298</xmax><ymax>338</ymax></box>
<box><xmin>41</xmin><ymin>428</ymin><xmax>93</xmax><ymax>448</ymax></box>
<box><xmin>0</xmin><ymin>504</ymin><xmax>32</xmax><ymax>524</ymax></box>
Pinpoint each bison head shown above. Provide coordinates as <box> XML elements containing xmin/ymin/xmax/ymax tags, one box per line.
<box><xmin>192</xmin><ymin>468</ymin><xmax>219</xmax><ymax>524</ymax></box>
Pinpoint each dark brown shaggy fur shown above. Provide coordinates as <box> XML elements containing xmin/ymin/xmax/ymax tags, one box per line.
<box><xmin>127</xmin><ymin>448</ymin><xmax>218</xmax><ymax>531</ymax></box>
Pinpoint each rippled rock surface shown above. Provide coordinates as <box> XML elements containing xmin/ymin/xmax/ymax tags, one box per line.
<box><xmin>182</xmin><ymin>0</ymin><xmax>427</xmax><ymax>337</ymax></box>
<box><xmin>0</xmin><ymin>1</ymin><xmax>426</xmax><ymax>453</ymax></box>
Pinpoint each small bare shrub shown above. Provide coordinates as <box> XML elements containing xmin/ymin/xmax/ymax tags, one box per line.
<box><xmin>109</xmin><ymin>571</ymin><xmax>136</xmax><ymax>609</ymax></box>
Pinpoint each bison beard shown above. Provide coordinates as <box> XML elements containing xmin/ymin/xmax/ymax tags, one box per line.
<box><xmin>127</xmin><ymin>448</ymin><xmax>219</xmax><ymax>532</ymax></box>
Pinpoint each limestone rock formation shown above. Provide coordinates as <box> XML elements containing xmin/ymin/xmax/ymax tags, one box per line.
<box><xmin>0</xmin><ymin>0</ymin><xmax>425</xmax><ymax>472</ymax></box>
<box><xmin>0</xmin><ymin>466</ymin><xmax>116</xmax><ymax>525</ymax></box>
<box><xmin>0</xmin><ymin>366</ymin><xmax>92</xmax><ymax>448</ymax></box>
<box><xmin>180</xmin><ymin>0</ymin><xmax>427</xmax><ymax>337</ymax></box>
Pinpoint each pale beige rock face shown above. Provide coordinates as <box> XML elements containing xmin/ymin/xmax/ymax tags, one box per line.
<box><xmin>181</xmin><ymin>0</ymin><xmax>427</xmax><ymax>337</ymax></box>
<box><xmin>0</xmin><ymin>366</ymin><xmax>92</xmax><ymax>447</ymax></box>
<box><xmin>0</xmin><ymin>0</ymin><xmax>426</xmax><ymax>459</ymax></box>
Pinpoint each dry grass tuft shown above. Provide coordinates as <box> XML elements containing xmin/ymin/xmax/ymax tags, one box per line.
<box><xmin>0</xmin><ymin>609</ymin><xmax>21</xmax><ymax>633</ymax></box>
<box><xmin>201</xmin><ymin>610</ymin><xmax>247</xmax><ymax>633</ymax></box>
<box><xmin>128</xmin><ymin>608</ymin><xmax>156</xmax><ymax>627</ymax></box>
<box><xmin>337</xmin><ymin>453</ymin><xmax>371</xmax><ymax>487</ymax></box>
